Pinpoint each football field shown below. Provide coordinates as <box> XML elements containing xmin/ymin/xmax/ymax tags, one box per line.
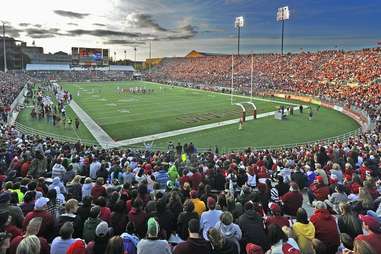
<box><xmin>16</xmin><ymin>81</ymin><xmax>360</xmax><ymax>149</ymax></box>
<box><xmin>62</xmin><ymin>81</ymin><xmax>288</xmax><ymax>141</ymax></box>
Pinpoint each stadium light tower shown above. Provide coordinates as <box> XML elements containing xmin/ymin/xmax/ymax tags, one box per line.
<box><xmin>1</xmin><ymin>21</ymin><xmax>7</xmax><ymax>72</ymax></box>
<box><xmin>276</xmin><ymin>6</ymin><xmax>290</xmax><ymax>55</ymax></box>
<box><xmin>134</xmin><ymin>47</ymin><xmax>137</xmax><ymax>62</ymax></box>
<box><xmin>234</xmin><ymin>16</ymin><xmax>244</xmax><ymax>55</ymax></box>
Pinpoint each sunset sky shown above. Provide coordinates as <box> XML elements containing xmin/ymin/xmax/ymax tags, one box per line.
<box><xmin>1</xmin><ymin>0</ymin><xmax>380</xmax><ymax>60</ymax></box>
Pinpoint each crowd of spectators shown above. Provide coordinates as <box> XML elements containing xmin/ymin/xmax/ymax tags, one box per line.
<box><xmin>26</xmin><ymin>71</ymin><xmax>134</xmax><ymax>83</ymax></box>
<box><xmin>0</xmin><ymin>48</ymin><xmax>380</xmax><ymax>254</ymax></box>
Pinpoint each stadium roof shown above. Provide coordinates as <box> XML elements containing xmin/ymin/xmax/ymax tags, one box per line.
<box><xmin>185</xmin><ymin>50</ymin><xmax>228</xmax><ymax>58</ymax></box>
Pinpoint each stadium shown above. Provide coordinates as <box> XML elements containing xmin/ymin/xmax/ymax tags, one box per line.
<box><xmin>0</xmin><ymin>1</ymin><xmax>381</xmax><ymax>254</ymax></box>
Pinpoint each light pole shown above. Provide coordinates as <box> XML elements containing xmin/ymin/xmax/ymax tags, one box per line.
<box><xmin>276</xmin><ymin>6</ymin><xmax>290</xmax><ymax>55</ymax></box>
<box><xmin>124</xmin><ymin>50</ymin><xmax>127</xmax><ymax>62</ymax></box>
<box><xmin>134</xmin><ymin>47</ymin><xmax>137</xmax><ymax>62</ymax></box>
<box><xmin>113</xmin><ymin>51</ymin><xmax>116</xmax><ymax>63</ymax></box>
<box><xmin>234</xmin><ymin>16</ymin><xmax>244</xmax><ymax>56</ymax></box>
<box><xmin>148</xmin><ymin>40</ymin><xmax>152</xmax><ymax>73</ymax></box>
<box><xmin>1</xmin><ymin>21</ymin><xmax>7</xmax><ymax>72</ymax></box>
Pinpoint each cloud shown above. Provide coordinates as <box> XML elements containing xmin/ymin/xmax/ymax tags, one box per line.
<box><xmin>25</xmin><ymin>28</ymin><xmax>62</xmax><ymax>38</ymax></box>
<box><xmin>67</xmin><ymin>29</ymin><xmax>144</xmax><ymax>38</ymax></box>
<box><xmin>104</xmin><ymin>39</ymin><xmax>146</xmax><ymax>45</ymax></box>
<box><xmin>4</xmin><ymin>25</ymin><xmax>22</xmax><ymax>38</ymax></box>
<box><xmin>93</xmin><ymin>23</ymin><xmax>107</xmax><ymax>27</ymax></box>
<box><xmin>67</xmin><ymin>23</ymin><xmax>78</xmax><ymax>26</ymax></box>
<box><xmin>53</xmin><ymin>10</ymin><xmax>90</xmax><ymax>19</ymax></box>
<box><xmin>34</xmin><ymin>24</ymin><xmax>42</xmax><ymax>28</ymax></box>
<box><xmin>18</xmin><ymin>23</ymin><xmax>30</xmax><ymax>27</ymax></box>
<box><xmin>125</xmin><ymin>13</ymin><xmax>168</xmax><ymax>32</ymax></box>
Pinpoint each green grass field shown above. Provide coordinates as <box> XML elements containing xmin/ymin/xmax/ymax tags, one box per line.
<box><xmin>148</xmin><ymin>107</ymin><xmax>360</xmax><ymax>151</ymax></box>
<box><xmin>16</xmin><ymin>81</ymin><xmax>360</xmax><ymax>149</ymax></box>
<box><xmin>62</xmin><ymin>81</ymin><xmax>285</xmax><ymax>141</ymax></box>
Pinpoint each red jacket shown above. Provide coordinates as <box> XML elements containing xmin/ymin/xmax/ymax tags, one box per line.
<box><xmin>355</xmin><ymin>232</ymin><xmax>381</xmax><ymax>253</ymax></box>
<box><xmin>310</xmin><ymin>209</ymin><xmax>340</xmax><ymax>249</ymax></box>
<box><xmin>190</xmin><ymin>172</ymin><xmax>203</xmax><ymax>189</ymax></box>
<box><xmin>4</xmin><ymin>224</ymin><xmax>23</xmax><ymax>240</ymax></box>
<box><xmin>91</xmin><ymin>184</ymin><xmax>106</xmax><ymax>199</ymax></box>
<box><xmin>23</xmin><ymin>210</ymin><xmax>54</xmax><ymax>240</ymax></box>
<box><xmin>281</xmin><ymin>191</ymin><xmax>303</xmax><ymax>216</ymax></box>
<box><xmin>99</xmin><ymin>207</ymin><xmax>111</xmax><ymax>223</ymax></box>
<box><xmin>265</xmin><ymin>215</ymin><xmax>290</xmax><ymax>228</ymax></box>
<box><xmin>310</xmin><ymin>183</ymin><xmax>330</xmax><ymax>201</ymax></box>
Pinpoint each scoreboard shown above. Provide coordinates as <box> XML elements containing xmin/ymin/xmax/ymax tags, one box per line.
<box><xmin>72</xmin><ymin>47</ymin><xmax>109</xmax><ymax>66</ymax></box>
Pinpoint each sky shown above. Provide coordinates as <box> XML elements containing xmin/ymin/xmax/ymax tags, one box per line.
<box><xmin>1</xmin><ymin>0</ymin><xmax>380</xmax><ymax>60</ymax></box>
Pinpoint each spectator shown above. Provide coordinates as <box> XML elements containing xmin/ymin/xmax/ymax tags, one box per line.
<box><xmin>238</xmin><ymin>201</ymin><xmax>270</xmax><ymax>252</ymax></box>
<box><xmin>105</xmin><ymin>236</ymin><xmax>125</xmax><ymax>254</ymax></box>
<box><xmin>88</xmin><ymin>221</ymin><xmax>111</xmax><ymax>254</ymax></box>
<box><xmin>280</xmin><ymin>182</ymin><xmax>303</xmax><ymax>217</ymax></box>
<box><xmin>337</xmin><ymin>202</ymin><xmax>363</xmax><ymax>239</ymax></box>
<box><xmin>66</xmin><ymin>240</ymin><xmax>86</xmax><ymax>254</ymax></box>
<box><xmin>177</xmin><ymin>199</ymin><xmax>199</xmax><ymax>241</ymax></box>
<box><xmin>173</xmin><ymin>218</ymin><xmax>211</xmax><ymax>254</ymax></box>
<box><xmin>16</xmin><ymin>235</ymin><xmax>41</xmax><ymax>254</ymax></box>
<box><xmin>0</xmin><ymin>192</ymin><xmax>24</xmax><ymax>228</ymax></box>
<box><xmin>82</xmin><ymin>177</ymin><xmax>93</xmax><ymax>198</ymax></box>
<box><xmin>50</xmin><ymin>222</ymin><xmax>77</xmax><ymax>254</ymax></box>
<box><xmin>214</xmin><ymin>211</ymin><xmax>242</xmax><ymax>252</ymax></box>
<box><xmin>292</xmin><ymin>208</ymin><xmax>315</xmax><ymax>254</ymax></box>
<box><xmin>200</xmin><ymin>197</ymin><xmax>223</xmax><ymax>240</ymax></box>
<box><xmin>82</xmin><ymin>206</ymin><xmax>102</xmax><ymax>243</ymax></box>
<box><xmin>207</xmin><ymin>228</ymin><xmax>239</xmax><ymax>254</ymax></box>
<box><xmin>23</xmin><ymin>197</ymin><xmax>54</xmax><ymax>240</ymax></box>
<box><xmin>310</xmin><ymin>201</ymin><xmax>340</xmax><ymax>254</ymax></box>
<box><xmin>190</xmin><ymin>190</ymin><xmax>206</xmax><ymax>216</ymax></box>
<box><xmin>136</xmin><ymin>217</ymin><xmax>171</xmax><ymax>254</ymax></box>
<box><xmin>91</xmin><ymin>178</ymin><xmax>106</xmax><ymax>200</ymax></box>
<box><xmin>0</xmin><ymin>232</ymin><xmax>11</xmax><ymax>254</ymax></box>
<box><xmin>128</xmin><ymin>199</ymin><xmax>147</xmax><ymax>239</ymax></box>
<box><xmin>265</xmin><ymin>203</ymin><xmax>290</xmax><ymax>228</ymax></box>
<box><xmin>266</xmin><ymin>224</ymin><xmax>300</xmax><ymax>254</ymax></box>
<box><xmin>9</xmin><ymin>217</ymin><xmax>50</xmax><ymax>254</ymax></box>
<box><xmin>355</xmin><ymin>214</ymin><xmax>381</xmax><ymax>253</ymax></box>
<box><xmin>51</xmin><ymin>158</ymin><xmax>66</xmax><ymax>180</ymax></box>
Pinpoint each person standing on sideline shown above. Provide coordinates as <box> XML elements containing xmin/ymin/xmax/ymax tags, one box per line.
<box><xmin>75</xmin><ymin>118</ymin><xmax>80</xmax><ymax>129</ymax></box>
<box><xmin>309</xmin><ymin>108</ymin><xmax>313</xmax><ymax>120</ymax></box>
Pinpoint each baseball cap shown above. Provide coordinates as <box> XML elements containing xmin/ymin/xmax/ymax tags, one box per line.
<box><xmin>246</xmin><ymin>243</ymin><xmax>264</xmax><ymax>254</ymax></box>
<box><xmin>190</xmin><ymin>190</ymin><xmax>198</xmax><ymax>199</ymax></box>
<box><xmin>207</xmin><ymin>197</ymin><xmax>216</xmax><ymax>208</ymax></box>
<box><xmin>269</xmin><ymin>202</ymin><xmax>281</xmax><ymax>213</ymax></box>
<box><xmin>367</xmin><ymin>210</ymin><xmax>381</xmax><ymax>224</ymax></box>
<box><xmin>359</xmin><ymin>214</ymin><xmax>381</xmax><ymax>233</ymax></box>
<box><xmin>34</xmin><ymin>197</ymin><xmax>49</xmax><ymax>209</ymax></box>
<box><xmin>0</xmin><ymin>192</ymin><xmax>10</xmax><ymax>204</ymax></box>
<box><xmin>95</xmin><ymin>221</ymin><xmax>109</xmax><ymax>237</ymax></box>
<box><xmin>147</xmin><ymin>217</ymin><xmax>159</xmax><ymax>237</ymax></box>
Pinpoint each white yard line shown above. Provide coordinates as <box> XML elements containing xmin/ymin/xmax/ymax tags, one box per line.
<box><xmin>114</xmin><ymin>107</ymin><xmax>302</xmax><ymax>147</ymax></box>
<box><xmin>69</xmin><ymin>100</ymin><xmax>117</xmax><ymax>148</ymax></box>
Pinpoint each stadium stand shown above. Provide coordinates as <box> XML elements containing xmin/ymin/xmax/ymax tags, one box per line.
<box><xmin>0</xmin><ymin>48</ymin><xmax>380</xmax><ymax>254</ymax></box>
